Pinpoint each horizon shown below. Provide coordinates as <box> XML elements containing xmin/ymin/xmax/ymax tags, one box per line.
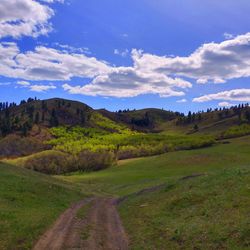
<box><xmin>1</xmin><ymin>96</ymin><xmax>248</xmax><ymax>115</ymax></box>
<box><xmin>1</xmin><ymin>1</ymin><xmax>250</xmax><ymax>113</ymax></box>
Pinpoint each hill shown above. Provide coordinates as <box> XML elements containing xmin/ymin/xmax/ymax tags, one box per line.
<box><xmin>100</xmin><ymin>104</ymin><xmax>250</xmax><ymax>135</ymax></box>
<box><xmin>0</xmin><ymin>162</ymin><xmax>83</xmax><ymax>249</ymax></box>
<box><xmin>0</xmin><ymin>98</ymin><xmax>112</xmax><ymax>136</ymax></box>
<box><xmin>98</xmin><ymin>108</ymin><xmax>182</xmax><ymax>132</ymax></box>
<box><xmin>1</xmin><ymin>98</ymin><xmax>250</xmax><ymax>175</ymax></box>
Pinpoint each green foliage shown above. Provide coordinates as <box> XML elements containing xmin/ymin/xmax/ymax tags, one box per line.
<box><xmin>90</xmin><ymin>112</ymin><xmax>130</xmax><ymax>132</ymax></box>
<box><xmin>222</xmin><ymin>124</ymin><xmax>250</xmax><ymax>139</ymax></box>
<box><xmin>11</xmin><ymin>149</ymin><xmax>116</xmax><ymax>175</ymax></box>
<box><xmin>48</xmin><ymin>126</ymin><xmax>215</xmax><ymax>161</ymax></box>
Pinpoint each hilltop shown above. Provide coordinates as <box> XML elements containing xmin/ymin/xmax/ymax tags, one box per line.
<box><xmin>1</xmin><ymin>97</ymin><xmax>250</xmax><ymax>137</ymax></box>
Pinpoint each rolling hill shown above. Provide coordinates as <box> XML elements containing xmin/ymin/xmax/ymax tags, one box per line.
<box><xmin>0</xmin><ymin>162</ymin><xmax>83</xmax><ymax>249</ymax></box>
<box><xmin>1</xmin><ymin>97</ymin><xmax>250</xmax><ymax>175</ymax></box>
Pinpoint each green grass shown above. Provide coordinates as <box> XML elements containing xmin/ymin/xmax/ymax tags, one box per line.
<box><xmin>223</xmin><ymin>123</ymin><xmax>250</xmax><ymax>139</ymax></box>
<box><xmin>2</xmin><ymin>135</ymin><xmax>250</xmax><ymax>249</ymax></box>
<box><xmin>0</xmin><ymin>163</ymin><xmax>84</xmax><ymax>250</ymax></box>
<box><xmin>58</xmin><ymin>136</ymin><xmax>250</xmax><ymax>197</ymax></box>
<box><xmin>57</xmin><ymin>136</ymin><xmax>250</xmax><ymax>249</ymax></box>
<box><xmin>119</xmin><ymin>166</ymin><xmax>250</xmax><ymax>249</ymax></box>
<box><xmin>76</xmin><ymin>200</ymin><xmax>93</xmax><ymax>219</ymax></box>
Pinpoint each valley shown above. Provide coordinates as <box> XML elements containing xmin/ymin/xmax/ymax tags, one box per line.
<box><xmin>0</xmin><ymin>98</ymin><xmax>250</xmax><ymax>249</ymax></box>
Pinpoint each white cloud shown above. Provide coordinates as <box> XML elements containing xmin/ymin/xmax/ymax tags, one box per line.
<box><xmin>16</xmin><ymin>80</ymin><xmax>56</xmax><ymax>92</ymax></box>
<box><xmin>0</xmin><ymin>43</ymin><xmax>110</xmax><ymax>81</ymax></box>
<box><xmin>193</xmin><ymin>89</ymin><xmax>250</xmax><ymax>103</ymax></box>
<box><xmin>114</xmin><ymin>49</ymin><xmax>129</xmax><ymax>57</ymax></box>
<box><xmin>29</xmin><ymin>84</ymin><xmax>56</xmax><ymax>92</ymax></box>
<box><xmin>131</xmin><ymin>33</ymin><xmax>250</xmax><ymax>84</ymax></box>
<box><xmin>53</xmin><ymin>43</ymin><xmax>91</xmax><ymax>54</ymax></box>
<box><xmin>177</xmin><ymin>98</ymin><xmax>187</xmax><ymax>103</ymax></box>
<box><xmin>0</xmin><ymin>0</ymin><xmax>63</xmax><ymax>39</ymax></box>
<box><xmin>218</xmin><ymin>101</ymin><xmax>235</xmax><ymax>107</ymax></box>
<box><xmin>17</xmin><ymin>80</ymin><xmax>30</xmax><ymax>86</ymax></box>
<box><xmin>223</xmin><ymin>33</ymin><xmax>234</xmax><ymax>40</ymax></box>
<box><xmin>0</xmin><ymin>42</ymin><xmax>192</xmax><ymax>98</ymax></box>
<box><xmin>63</xmin><ymin>65</ymin><xmax>191</xmax><ymax>98</ymax></box>
<box><xmin>40</xmin><ymin>0</ymin><xmax>64</xmax><ymax>3</ymax></box>
<box><xmin>4</xmin><ymin>32</ymin><xmax>250</xmax><ymax>98</ymax></box>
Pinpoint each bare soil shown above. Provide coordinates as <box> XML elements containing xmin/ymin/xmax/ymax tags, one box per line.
<box><xmin>33</xmin><ymin>197</ymin><xmax>129</xmax><ymax>250</ymax></box>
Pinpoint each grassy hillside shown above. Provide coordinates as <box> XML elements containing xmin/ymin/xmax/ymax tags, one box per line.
<box><xmin>119</xmin><ymin>166</ymin><xmax>250</xmax><ymax>249</ymax></box>
<box><xmin>58</xmin><ymin>136</ymin><xmax>250</xmax><ymax>196</ymax></box>
<box><xmin>1</xmin><ymin>98</ymin><xmax>250</xmax><ymax>176</ymax></box>
<box><xmin>58</xmin><ymin>136</ymin><xmax>250</xmax><ymax>249</ymax></box>
<box><xmin>99</xmin><ymin>104</ymin><xmax>250</xmax><ymax>136</ymax></box>
<box><xmin>98</xmin><ymin>108</ymin><xmax>182</xmax><ymax>132</ymax></box>
<box><xmin>0</xmin><ymin>98</ymin><xmax>131</xmax><ymax>138</ymax></box>
<box><xmin>0</xmin><ymin>163</ymin><xmax>84</xmax><ymax>249</ymax></box>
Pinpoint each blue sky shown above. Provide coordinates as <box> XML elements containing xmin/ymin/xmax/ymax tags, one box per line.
<box><xmin>1</xmin><ymin>0</ymin><xmax>250</xmax><ymax>112</ymax></box>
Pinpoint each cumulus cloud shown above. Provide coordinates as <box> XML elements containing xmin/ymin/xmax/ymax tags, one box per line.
<box><xmin>193</xmin><ymin>89</ymin><xmax>250</xmax><ymax>103</ymax></box>
<box><xmin>223</xmin><ymin>33</ymin><xmax>234</xmax><ymax>40</ymax></box>
<box><xmin>17</xmin><ymin>80</ymin><xmax>30</xmax><ymax>86</ymax></box>
<box><xmin>63</xmin><ymin>65</ymin><xmax>191</xmax><ymax>98</ymax></box>
<box><xmin>0</xmin><ymin>42</ymin><xmax>110</xmax><ymax>81</ymax></box>
<box><xmin>29</xmin><ymin>84</ymin><xmax>56</xmax><ymax>92</ymax></box>
<box><xmin>114</xmin><ymin>49</ymin><xmax>129</xmax><ymax>57</ymax></box>
<box><xmin>77</xmin><ymin>34</ymin><xmax>250</xmax><ymax>98</ymax></box>
<box><xmin>0</xmin><ymin>42</ymin><xmax>192</xmax><ymax>98</ymax></box>
<box><xmin>4</xmin><ymin>32</ymin><xmax>250</xmax><ymax>98</ymax></box>
<box><xmin>16</xmin><ymin>80</ymin><xmax>56</xmax><ymax>92</ymax></box>
<box><xmin>53</xmin><ymin>43</ymin><xmax>91</xmax><ymax>54</ymax></box>
<box><xmin>177</xmin><ymin>98</ymin><xmax>187</xmax><ymax>103</ymax></box>
<box><xmin>131</xmin><ymin>33</ymin><xmax>250</xmax><ymax>84</ymax></box>
<box><xmin>218</xmin><ymin>101</ymin><xmax>235</xmax><ymax>107</ymax></box>
<box><xmin>0</xmin><ymin>0</ymin><xmax>62</xmax><ymax>39</ymax></box>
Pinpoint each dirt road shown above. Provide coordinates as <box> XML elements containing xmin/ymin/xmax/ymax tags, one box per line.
<box><xmin>33</xmin><ymin>197</ymin><xmax>129</xmax><ymax>250</ymax></box>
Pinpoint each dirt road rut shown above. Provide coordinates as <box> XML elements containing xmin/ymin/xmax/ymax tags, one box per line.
<box><xmin>33</xmin><ymin>197</ymin><xmax>129</xmax><ymax>250</ymax></box>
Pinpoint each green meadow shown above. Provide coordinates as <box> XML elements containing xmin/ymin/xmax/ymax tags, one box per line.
<box><xmin>58</xmin><ymin>136</ymin><xmax>250</xmax><ymax>249</ymax></box>
<box><xmin>1</xmin><ymin>135</ymin><xmax>250</xmax><ymax>249</ymax></box>
<box><xmin>0</xmin><ymin>164</ymin><xmax>83</xmax><ymax>250</ymax></box>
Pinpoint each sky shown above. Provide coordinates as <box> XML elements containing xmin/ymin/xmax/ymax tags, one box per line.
<box><xmin>1</xmin><ymin>0</ymin><xmax>250</xmax><ymax>113</ymax></box>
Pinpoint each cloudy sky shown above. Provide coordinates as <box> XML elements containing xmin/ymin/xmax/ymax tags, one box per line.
<box><xmin>1</xmin><ymin>0</ymin><xmax>250</xmax><ymax>112</ymax></box>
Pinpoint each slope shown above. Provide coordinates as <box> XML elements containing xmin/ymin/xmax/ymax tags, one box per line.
<box><xmin>0</xmin><ymin>163</ymin><xmax>84</xmax><ymax>250</ymax></box>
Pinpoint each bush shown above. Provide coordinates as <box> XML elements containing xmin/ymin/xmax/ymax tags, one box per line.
<box><xmin>24</xmin><ymin>150</ymin><xmax>75</xmax><ymax>175</ymax></box>
<box><xmin>77</xmin><ymin>150</ymin><xmax>116</xmax><ymax>171</ymax></box>
<box><xmin>22</xmin><ymin>149</ymin><xmax>116</xmax><ymax>175</ymax></box>
<box><xmin>0</xmin><ymin>135</ymin><xmax>50</xmax><ymax>158</ymax></box>
<box><xmin>222</xmin><ymin>124</ymin><xmax>250</xmax><ymax>139</ymax></box>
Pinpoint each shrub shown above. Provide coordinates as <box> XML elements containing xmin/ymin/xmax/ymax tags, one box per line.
<box><xmin>0</xmin><ymin>134</ymin><xmax>50</xmax><ymax>158</ymax></box>
<box><xmin>76</xmin><ymin>150</ymin><xmax>116</xmax><ymax>171</ymax></box>
<box><xmin>21</xmin><ymin>149</ymin><xmax>116</xmax><ymax>175</ymax></box>
<box><xmin>24</xmin><ymin>150</ymin><xmax>75</xmax><ymax>175</ymax></box>
<box><xmin>222</xmin><ymin>124</ymin><xmax>250</xmax><ymax>139</ymax></box>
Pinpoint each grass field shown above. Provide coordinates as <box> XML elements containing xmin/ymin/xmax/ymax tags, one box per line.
<box><xmin>58</xmin><ymin>136</ymin><xmax>250</xmax><ymax>249</ymax></box>
<box><xmin>1</xmin><ymin>136</ymin><xmax>250</xmax><ymax>249</ymax></box>
<box><xmin>0</xmin><ymin>164</ymin><xmax>84</xmax><ymax>250</ymax></box>
<box><xmin>59</xmin><ymin>136</ymin><xmax>250</xmax><ymax>196</ymax></box>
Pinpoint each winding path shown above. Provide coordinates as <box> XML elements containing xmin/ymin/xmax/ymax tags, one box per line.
<box><xmin>33</xmin><ymin>197</ymin><xmax>129</xmax><ymax>250</ymax></box>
